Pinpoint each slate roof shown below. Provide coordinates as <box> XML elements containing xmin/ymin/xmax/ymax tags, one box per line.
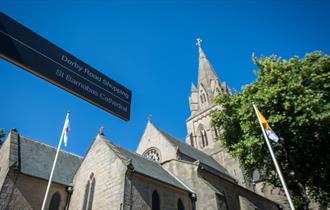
<box><xmin>155</xmin><ymin>127</ymin><xmax>232</xmax><ymax>178</ymax></box>
<box><xmin>19</xmin><ymin>136</ymin><xmax>82</xmax><ymax>186</ymax></box>
<box><xmin>103</xmin><ymin>137</ymin><xmax>191</xmax><ymax>193</ymax></box>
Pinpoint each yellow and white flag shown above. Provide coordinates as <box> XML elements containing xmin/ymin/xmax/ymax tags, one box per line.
<box><xmin>253</xmin><ymin>105</ymin><xmax>296</xmax><ymax>209</ymax></box>
<box><xmin>255</xmin><ymin>107</ymin><xmax>279</xmax><ymax>142</ymax></box>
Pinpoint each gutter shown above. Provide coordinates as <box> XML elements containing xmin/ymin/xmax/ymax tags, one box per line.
<box><xmin>197</xmin><ymin>161</ymin><xmax>237</xmax><ymax>183</ymax></box>
<box><xmin>125</xmin><ymin>160</ymin><xmax>191</xmax><ymax>193</ymax></box>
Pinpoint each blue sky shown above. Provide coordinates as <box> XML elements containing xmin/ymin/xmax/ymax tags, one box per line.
<box><xmin>1</xmin><ymin>1</ymin><xmax>329</xmax><ymax>156</ymax></box>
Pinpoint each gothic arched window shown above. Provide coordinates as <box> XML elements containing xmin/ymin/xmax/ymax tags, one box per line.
<box><xmin>203</xmin><ymin>130</ymin><xmax>208</xmax><ymax>146</ymax></box>
<box><xmin>143</xmin><ymin>148</ymin><xmax>161</xmax><ymax>162</ymax></box>
<box><xmin>199</xmin><ymin>86</ymin><xmax>208</xmax><ymax>106</ymax></box>
<box><xmin>200</xmin><ymin>130</ymin><xmax>208</xmax><ymax>147</ymax></box>
<box><xmin>200</xmin><ymin>130</ymin><xmax>205</xmax><ymax>147</ymax></box>
<box><xmin>198</xmin><ymin>124</ymin><xmax>209</xmax><ymax>148</ymax></box>
<box><xmin>49</xmin><ymin>192</ymin><xmax>61</xmax><ymax>210</ymax></box>
<box><xmin>152</xmin><ymin>190</ymin><xmax>160</xmax><ymax>210</ymax></box>
<box><xmin>177</xmin><ymin>198</ymin><xmax>185</xmax><ymax>210</ymax></box>
<box><xmin>88</xmin><ymin>177</ymin><xmax>95</xmax><ymax>209</ymax></box>
<box><xmin>83</xmin><ymin>173</ymin><xmax>96</xmax><ymax>210</ymax></box>
<box><xmin>203</xmin><ymin>94</ymin><xmax>207</xmax><ymax>103</ymax></box>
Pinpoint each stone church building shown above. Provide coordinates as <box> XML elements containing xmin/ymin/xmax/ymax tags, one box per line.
<box><xmin>0</xmin><ymin>40</ymin><xmax>286</xmax><ymax>210</ymax></box>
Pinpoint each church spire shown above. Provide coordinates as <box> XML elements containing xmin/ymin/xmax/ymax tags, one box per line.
<box><xmin>188</xmin><ymin>39</ymin><xmax>230</xmax><ymax>115</ymax></box>
<box><xmin>196</xmin><ymin>38</ymin><xmax>219</xmax><ymax>87</ymax></box>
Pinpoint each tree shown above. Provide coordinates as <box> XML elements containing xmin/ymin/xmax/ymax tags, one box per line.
<box><xmin>211</xmin><ymin>51</ymin><xmax>330</xmax><ymax>209</ymax></box>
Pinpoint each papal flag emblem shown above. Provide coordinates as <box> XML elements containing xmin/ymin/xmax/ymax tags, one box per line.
<box><xmin>255</xmin><ymin>108</ymin><xmax>279</xmax><ymax>142</ymax></box>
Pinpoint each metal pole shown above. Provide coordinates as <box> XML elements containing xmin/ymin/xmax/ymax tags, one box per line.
<box><xmin>253</xmin><ymin>104</ymin><xmax>295</xmax><ymax>210</ymax></box>
<box><xmin>41</xmin><ymin>112</ymin><xmax>70</xmax><ymax>210</ymax></box>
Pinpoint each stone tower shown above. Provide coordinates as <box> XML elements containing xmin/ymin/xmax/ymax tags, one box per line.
<box><xmin>185</xmin><ymin>38</ymin><xmax>246</xmax><ymax>186</ymax></box>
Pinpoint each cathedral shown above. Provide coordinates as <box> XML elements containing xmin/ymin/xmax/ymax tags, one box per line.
<box><xmin>0</xmin><ymin>40</ymin><xmax>286</xmax><ymax>210</ymax></box>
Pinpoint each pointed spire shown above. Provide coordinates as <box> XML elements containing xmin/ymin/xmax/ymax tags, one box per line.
<box><xmin>148</xmin><ymin>114</ymin><xmax>153</xmax><ymax>123</ymax></box>
<box><xmin>98</xmin><ymin>126</ymin><xmax>105</xmax><ymax>136</ymax></box>
<box><xmin>191</xmin><ymin>83</ymin><xmax>197</xmax><ymax>92</ymax></box>
<box><xmin>196</xmin><ymin>38</ymin><xmax>219</xmax><ymax>87</ymax></box>
<box><xmin>196</xmin><ymin>38</ymin><xmax>206</xmax><ymax>59</ymax></box>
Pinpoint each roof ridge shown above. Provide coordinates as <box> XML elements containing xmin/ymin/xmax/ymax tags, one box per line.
<box><xmin>161</xmin><ymin>159</ymin><xmax>199</xmax><ymax>166</ymax></box>
<box><xmin>153</xmin><ymin>126</ymin><xmax>181</xmax><ymax>144</ymax></box>
<box><xmin>163</xmin><ymin>167</ymin><xmax>195</xmax><ymax>194</ymax></box>
<box><xmin>103</xmin><ymin>138</ymin><xmax>163</xmax><ymax>168</ymax></box>
<box><xmin>20</xmin><ymin>135</ymin><xmax>83</xmax><ymax>159</ymax></box>
<box><xmin>110</xmin><ymin>140</ymin><xmax>163</xmax><ymax>163</ymax></box>
<box><xmin>103</xmin><ymin>139</ymin><xmax>130</xmax><ymax>164</ymax></box>
<box><xmin>102</xmin><ymin>137</ymin><xmax>190</xmax><ymax>192</ymax></box>
<box><xmin>153</xmin><ymin>125</ymin><xmax>231</xmax><ymax>178</ymax></box>
<box><xmin>154</xmin><ymin>126</ymin><xmax>208</xmax><ymax>154</ymax></box>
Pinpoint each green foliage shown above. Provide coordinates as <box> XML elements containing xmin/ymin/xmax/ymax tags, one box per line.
<box><xmin>292</xmin><ymin>195</ymin><xmax>304</xmax><ymax>209</ymax></box>
<box><xmin>211</xmin><ymin>51</ymin><xmax>330</xmax><ymax>206</ymax></box>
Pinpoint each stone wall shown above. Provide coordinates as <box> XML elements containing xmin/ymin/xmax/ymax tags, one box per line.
<box><xmin>207</xmin><ymin>142</ymin><xmax>247</xmax><ymax>188</ymax></box>
<box><xmin>255</xmin><ymin>181</ymin><xmax>289</xmax><ymax>210</ymax></box>
<box><xmin>126</xmin><ymin>173</ymin><xmax>191</xmax><ymax>210</ymax></box>
<box><xmin>199</xmin><ymin>169</ymin><xmax>279</xmax><ymax>210</ymax></box>
<box><xmin>185</xmin><ymin>106</ymin><xmax>247</xmax><ymax>188</ymax></box>
<box><xmin>163</xmin><ymin>159</ymin><xmax>279</xmax><ymax>210</ymax></box>
<box><xmin>185</xmin><ymin>105</ymin><xmax>219</xmax><ymax>150</ymax></box>
<box><xmin>0</xmin><ymin>131</ymin><xmax>13</xmax><ymax>191</ymax></box>
<box><xmin>0</xmin><ymin>170</ymin><xmax>67</xmax><ymax>210</ymax></box>
<box><xmin>69</xmin><ymin>135</ymin><xmax>127</xmax><ymax>210</ymax></box>
<box><xmin>162</xmin><ymin>159</ymin><xmax>220</xmax><ymax>210</ymax></box>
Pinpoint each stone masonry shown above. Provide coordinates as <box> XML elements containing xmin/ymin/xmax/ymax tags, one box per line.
<box><xmin>69</xmin><ymin>134</ymin><xmax>127</xmax><ymax>210</ymax></box>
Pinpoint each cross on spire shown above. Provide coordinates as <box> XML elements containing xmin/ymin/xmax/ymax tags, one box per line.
<box><xmin>148</xmin><ymin>114</ymin><xmax>152</xmax><ymax>123</ymax></box>
<box><xmin>196</xmin><ymin>38</ymin><xmax>202</xmax><ymax>48</ymax></box>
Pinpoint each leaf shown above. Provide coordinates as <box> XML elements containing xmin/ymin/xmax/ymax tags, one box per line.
<box><xmin>212</xmin><ymin>51</ymin><xmax>330</xmax><ymax>205</ymax></box>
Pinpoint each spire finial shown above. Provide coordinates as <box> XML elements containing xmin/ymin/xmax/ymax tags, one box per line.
<box><xmin>98</xmin><ymin>126</ymin><xmax>105</xmax><ymax>136</ymax></box>
<box><xmin>148</xmin><ymin>114</ymin><xmax>152</xmax><ymax>123</ymax></box>
<box><xmin>196</xmin><ymin>38</ymin><xmax>202</xmax><ymax>48</ymax></box>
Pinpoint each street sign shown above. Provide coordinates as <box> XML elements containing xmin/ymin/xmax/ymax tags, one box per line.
<box><xmin>0</xmin><ymin>12</ymin><xmax>131</xmax><ymax>121</ymax></box>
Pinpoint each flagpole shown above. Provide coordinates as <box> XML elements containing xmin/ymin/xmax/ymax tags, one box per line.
<box><xmin>252</xmin><ymin>104</ymin><xmax>295</xmax><ymax>210</ymax></box>
<box><xmin>41</xmin><ymin>112</ymin><xmax>70</xmax><ymax>210</ymax></box>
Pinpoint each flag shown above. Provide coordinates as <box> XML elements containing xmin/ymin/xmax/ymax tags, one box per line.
<box><xmin>255</xmin><ymin>107</ymin><xmax>279</xmax><ymax>142</ymax></box>
<box><xmin>63</xmin><ymin>115</ymin><xmax>70</xmax><ymax>147</ymax></box>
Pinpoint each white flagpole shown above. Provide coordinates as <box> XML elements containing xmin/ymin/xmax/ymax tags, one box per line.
<box><xmin>41</xmin><ymin>112</ymin><xmax>70</xmax><ymax>210</ymax></box>
<box><xmin>253</xmin><ymin>104</ymin><xmax>295</xmax><ymax>210</ymax></box>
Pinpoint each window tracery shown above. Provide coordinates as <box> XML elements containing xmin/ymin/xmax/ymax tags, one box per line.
<box><xmin>83</xmin><ymin>173</ymin><xmax>95</xmax><ymax>210</ymax></box>
<box><xmin>143</xmin><ymin>148</ymin><xmax>161</xmax><ymax>162</ymax></box>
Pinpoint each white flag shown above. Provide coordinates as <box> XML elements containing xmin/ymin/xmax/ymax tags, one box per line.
<box><xmin>63</xmin><ymin>116</ymin><xmax>70</xmax><ymax>147</ymax></box>
<box><xmin>255</xmin><ymin>107</ymin><xmax>279</xmax><ymax>142</ymax></box>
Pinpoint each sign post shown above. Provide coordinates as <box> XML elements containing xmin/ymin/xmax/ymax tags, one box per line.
<box><xmin>0</xmin><ymin>12</ymin><xmax>131</xmax><ymax>121</ymax></box>
<box><xmin>0</xmin><ymin>12</ymin><xmax>132</xmax><ymax>209</ymax></box>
